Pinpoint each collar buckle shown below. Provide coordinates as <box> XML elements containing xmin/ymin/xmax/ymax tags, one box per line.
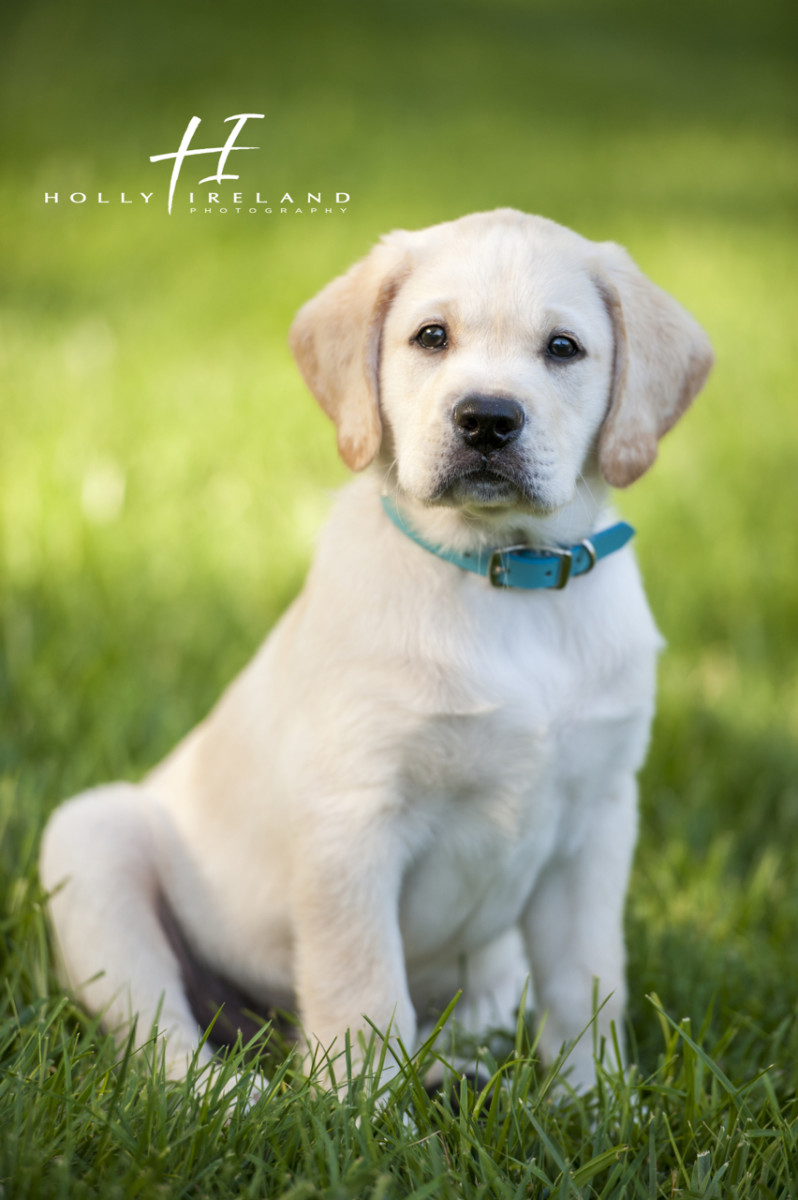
<box><xmin>542</xmin><ymin>546</ymin><xmax>574</xmax><ymax>589</ymax></box>
<box><xmin>489</xmin><ymin>544</ymin><xmax>575</xmax><ymax>589</ymax></box>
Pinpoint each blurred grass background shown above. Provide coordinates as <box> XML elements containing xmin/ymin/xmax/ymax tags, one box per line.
<box><xmin>1</xmin><ymin>0</ymin><xmax>797</xmax><ymax>1137</ymax></box>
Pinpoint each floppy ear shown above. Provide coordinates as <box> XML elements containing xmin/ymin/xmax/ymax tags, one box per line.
<box><xmin>593</xmin><ymin>244</ymin><xmax>714</xmax><ymax>487</ymax></box>
<box><xmin>289</xmin><ymin>239</ymin><xmax>410</xmax><ymax>471</ymax></box>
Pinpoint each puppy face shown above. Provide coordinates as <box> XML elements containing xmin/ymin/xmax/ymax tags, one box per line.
<box><xmin>289</xmin><ymin>209</ymin><xmax>713</xmax><ymax>506</ymax></box>
<box><xmin>378</xmin><ymin>219</ymin><xmax>616</xmax><ymax>513</ymax></box>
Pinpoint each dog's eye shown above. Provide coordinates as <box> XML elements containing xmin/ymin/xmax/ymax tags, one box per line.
<box><xmin>547</xmin><ymin>334</ymin><xmax>581</xmax><ymax>360</ymax></box>
<box><xmin>415</xmin><ymin>324</ymin><xmax>448</xmax><ymax>350</ymax></box>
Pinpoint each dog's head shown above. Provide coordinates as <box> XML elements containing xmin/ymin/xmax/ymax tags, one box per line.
<box><xmin>290</xmin><ymin>209</ymin><xmax>713</xmax><ymax>519</ymax></box>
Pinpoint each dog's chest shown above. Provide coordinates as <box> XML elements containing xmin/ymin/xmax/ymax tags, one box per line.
<box><xmin>394</xmin><ymin>606</ymin><xmax>648</xmax><ymax>961</ymax></box>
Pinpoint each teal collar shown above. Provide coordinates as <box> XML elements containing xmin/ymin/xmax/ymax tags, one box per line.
<box><xmin>381</xmin><ymin>494</ymin><xmax>635</xmax><ymax>590</ymax></box>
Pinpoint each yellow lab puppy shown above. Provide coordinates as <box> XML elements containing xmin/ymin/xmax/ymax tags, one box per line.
<box><xmin>40</xmin><ymin>209</ymin><xmax>712</xmax><ymax>1092</ymax></box>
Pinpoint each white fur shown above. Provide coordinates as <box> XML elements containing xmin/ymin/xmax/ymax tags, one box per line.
<box><xmin>39</xmin><ymin>209</ymin><xmax>712</xmax><ymax>1093</ymax></box>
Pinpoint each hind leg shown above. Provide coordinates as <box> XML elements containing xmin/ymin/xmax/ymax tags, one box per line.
<box><xmin>418</xmin><ymin>928</ymin><xmax>532</xmax><ymax>1088</ymax></box>
<box><xmin>39</xmin><ymin>783</ymin><xmax>209</xmax><ymax>1079</ymax></box>
<box><xmin>453</xmin><ymin>928</ymin><xmax>532</xmax><ymax>1040</ymax></box>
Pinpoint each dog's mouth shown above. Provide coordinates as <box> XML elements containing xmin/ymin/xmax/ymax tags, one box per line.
<box><xmin>443</xmin><ymin>469</ymin><xmax>519</xmax><ymax>506</ymax></box>
<box><xmin>431</xmin><ymin>459</ymin><xmax>552</xmax><ymax>511</ymax></box>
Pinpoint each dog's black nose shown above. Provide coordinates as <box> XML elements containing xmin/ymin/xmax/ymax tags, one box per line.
<box><xmin>452</xmin><ymin>396</ymin><xmax>525</xmax><ymax>453</ymax></box>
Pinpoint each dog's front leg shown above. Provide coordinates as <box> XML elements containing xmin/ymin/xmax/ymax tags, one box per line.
<box><xmin>519</xmin><ymin>775</ymin><xmax>638</xmax><ymax>1092</ymax></box>
<box><xmin>291</xmin><ymin>812</ymin><xmax>416</xmax><ymax>1088</ymax></box>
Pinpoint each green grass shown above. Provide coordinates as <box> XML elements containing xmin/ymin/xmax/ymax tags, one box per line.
<box><xmin>2</xmin><ymin>0</ymin><xmax>798</xmax><ymax>1195</ymax></box>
